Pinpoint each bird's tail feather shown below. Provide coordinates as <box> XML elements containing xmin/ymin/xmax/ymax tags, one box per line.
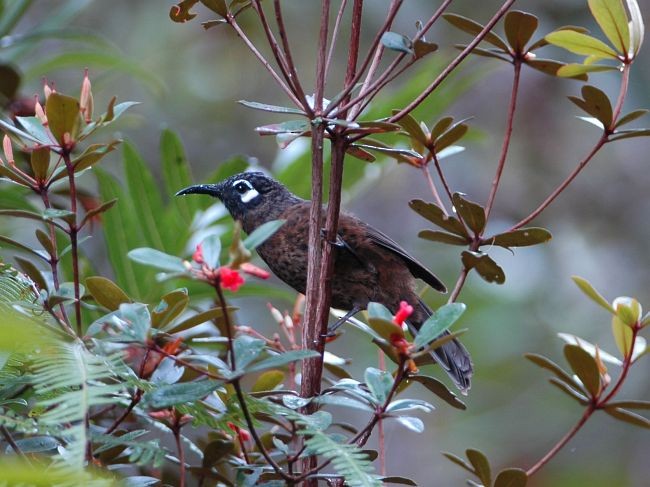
<box><xmin>411</xmin><ymin>299</ymin><xmax>473</xmax><ymax>393</ymax></box>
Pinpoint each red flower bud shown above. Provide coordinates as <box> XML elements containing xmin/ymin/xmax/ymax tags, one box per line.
<box><xmin>393</xmin><ymin>300</ymin><xmax>413</xmax><ymax>326</ymax></box>
<box><xmin>219</xmin><ymin>267</ymin><xmax>245</xmax><ymax>292</ymax></box>
<box><xmin>240</xmin><ymin>262</ymin><xmax>270</xmax><ymax>279</ymax></box>
<box><xmin>192</xmin><ymin>243</ymin><xmax>204</xmax><ymax>264</ymax></box>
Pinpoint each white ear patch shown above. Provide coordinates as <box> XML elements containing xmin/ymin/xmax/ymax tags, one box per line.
<box><xmin>232</xmin><ymin>179</ymin><xmax>260</xmax><ymax>203</ymax></box>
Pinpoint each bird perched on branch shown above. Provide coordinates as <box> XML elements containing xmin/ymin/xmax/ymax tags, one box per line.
<box><xmin>177</xmin><ymin>171</ymin><xmax>472</xmax><ymax>391</ymax></box>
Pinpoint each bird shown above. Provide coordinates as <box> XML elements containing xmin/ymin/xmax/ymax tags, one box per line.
<box><xmin>177</xmin><ymin>171</ymin><xmax>472</xmax><ymax>391</ymax></box>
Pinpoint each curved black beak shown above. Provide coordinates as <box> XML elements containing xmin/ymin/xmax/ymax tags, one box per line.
<box><xmin>175</xmin><ymin>183</ymin><xmax>223</xmax><ymax>199</ymax></box>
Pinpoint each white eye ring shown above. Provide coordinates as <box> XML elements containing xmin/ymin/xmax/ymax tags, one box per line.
<box><xmin>232</xmin><ymin>179</ymin><xmax>260</xmax><ymax>203</ymax></box>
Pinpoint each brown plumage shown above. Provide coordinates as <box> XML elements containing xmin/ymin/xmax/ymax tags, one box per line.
<box><xmin>177</xmin><ymin>172</ymin><xmax>473</xmax><ymax>391</ymax></box>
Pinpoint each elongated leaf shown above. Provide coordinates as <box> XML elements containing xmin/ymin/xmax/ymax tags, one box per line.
<box><xmin>80</xmin><ymin>198</ymin><xmax>117</xmax><ymax>228</ymax></box>
<box><xmin>526</xmin><ymin>58</ymin><xmax>588</xmax><ymax>80</ymax></box>
<box><xmin>151</xmin><ymin>289</ymin><xmax>189</xmax><ymax>329</ymax></box>
<box><xmin>572</xmin><ymin>276</ymin><xmax>614</xmax><ymax>312</ymax></box>
<box><xmin>627</xmin><ymin>0</ymin><xmax>644</xmax><ymax>56</ymax></box>
<box><xmin>409</xmin><ymin>199</ymin><xmax>467</xmax><ymax>237</ymax></box>
<box><xmin>14</xmin><ymin>116</ymin><xmax>51</xmax><ymax>145</ymax></box>
<box><xmin>365</xmin><ymin>367</ymin><xmax>393</xmax><ymax>404</ymax></box>
<box><xmin>393</xmin><ymin>112</ymin><xmax>427</xmax><ymax>145</ymax></box>
<box><xmin>246</xmin><ymin>349</ymin><xmax>320</xmax><ymax>374</ymax></box>
<box><xmin>442</xmin><ymin>452</ymin><xmax>474</xmax><ymax>474</ymax></box>
<box><xmin>145</xmin><ymin>380</ymin><xmax>223</xmax><ymax>409</ymax></box>
<box><xmin>238</xmin><ymin>100</ymin><xmax>305</xmax><ymax>115</ymax></box>
<box><xmin>165</xmin><ymin>306</ymin><xmax>237</xmax><ymax>333</ymax></box>
<box><xmin>466</xmin><ymin>449</ymin><xmax>491</xmax><ymax>486</ymax></box>
<box><xmin>547</xmin><ymin>29</ymin><xmax>620</xmax><ymax>59</ymax></box>
<box><xmin>0</xmin><ymin>235</ymin><xmax>49</xmax><ymax>261</ymax></box>
<box><xmin>347</xmin><ymin>145</ymin><xmax>376</xmax><ymax>162</ymax></box>
<box><xmin>614</xmin><ymin>109</ymin><xmax>648</xmax><ymax>128</ymax></box>
<box><xmin>557</xmin><ymin>63</ymin><xmax>618</xmax><ymax>77</ymax></box>
<box><xmin>606</xmin><ymin>400</ymin><xmax>650</xmax><ymax>410</ymax></box>
<box><xmin>604</xmin><ymin>407</ymin><xmax>650</xmax><ymax>428</ymax></box>
<box><xmin>14</xmin><ymin>257</ymin><xmax>47</xmax><ymax>291</ymax></box>
<box><xmin>418</xmin><ymin>230</ymin><xmax>469</xmax><ymax>245</ymax></box>
<box><xmin>452</xmin><ymin>193</ymin><xmax>485</xmax><ymax>234</ymax></box>
<box><xmin>487</xmin><ymin>227</ymin><xmax>552</xmax><ymax>247</ymax></box>
<box><xmin>233</xmin><ymin>335</ymin><xmax>265</xmax><ymax>371</ymax></box>
<box><xmin>504</xmin><ymin>10</ymin><xmax>538</xmax><ymax>53</ymax></box>
<box><xmin>430</xmin><ymin>117</ymin><xmax>454</xmax><ymax>140</ymax></box>
<box><xmin>588</xmin><ymin>0</ymin><xmax>630</xmax><ymax>54</ymax></box>
<box><xmin>609</xmin><ymin>128</ymin><xmax>650</xmax><ymax>141</ymax></box>
<box><xmin>128</xmin><ymin>248</ymin><xmax>187</xmax><ymax>273</ymax></box>
<box><xmin>413</xmin><ymin>40</ymin><xmax>438</xmax><ymax>59</ymax></box>
<box><xmin>408</xmin><ymin>375</ymin><xmax>466</xmax><ymax>410</ymax></box>
<box><xmin>161</xmin><ymin>129</ymin><xmax>198</xmax><ymax>224</ymax></box>
<box><xmin>255</xmin><ymin>120</ymin><xmax>310</xmax><ymax>135</ymax></box>
<box><xmin>443</xmin><ymin>14</ymin><xmax>509</xmax><ymax>51</ymax></box>
<box><xmin>0</xmin><ymin>210</ymin><xmax>65</xmax><ymax>230</ymax></box>
<box><xmin>494</xmin><ymin>468</ymin><xmax>528</xmax><ymax>487</ymax></box>
<box><xmin>524</xmin><ymin>353</ymin><xmax>579</xmax><ymax>386</ymax></box>
<box><xmin>413</xmin><ymin>303</ymin><xmax>465</xmax><ymax>349</ymax></box>
<box><xmin>85</xmin><ymin>276</ymin><xmax>131</xmax><ymax>311</ymax></box>
<box><xmin>243</xmin><ymin>219</ymin><xmax>285</xmax><ymax>250</ymax></box>
<box><xmin>435</xmin><ymin>122</ymin><xmax>469</xmax><ymax>152</ymax></box>
<box><xmin>564</xmin><ymin>344</ymin><xmax>601</xmax><ymax>397</ymax></box>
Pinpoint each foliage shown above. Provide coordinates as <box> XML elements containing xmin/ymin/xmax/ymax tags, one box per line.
<box><xmin>0</xmin><ymin>0</ymin><xmax>647</xmax><ymax>486</ymax></box>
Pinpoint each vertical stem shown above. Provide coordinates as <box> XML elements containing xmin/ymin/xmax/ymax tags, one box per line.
<box><xmin>173</xmin><ymin>424</ymin><xmax>186</xmax><ymax>487</ymax></box>
<box><xmin>484</xmin><ymin>60</ymin><xmax>521</xmax><ymax>220</ymax></box>
<box><xmin>63</xmin><ymin>152</ymin><xmax>82</xmax><ymax>335</ymax></box>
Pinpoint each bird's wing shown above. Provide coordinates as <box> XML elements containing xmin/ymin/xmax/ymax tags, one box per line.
<box><xmin>364</xmin><ymin>225</ymin><xmax>447</xmax><ymax>293</ymax></box>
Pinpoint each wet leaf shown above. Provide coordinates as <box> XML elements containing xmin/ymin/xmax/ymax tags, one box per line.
<box><xmin>413</xmin><ymin>40</ymin><xmax>438</xmax><ymax>58</ymax></box>
<box><xmin>545</xmin><ymin>29</ymin><xmax>619</xmax><ymax>58</ymax></box>
<box><xmin>588</xmin><ymin>0</ymin><xmax>630</xmax><ymax>55</ymax></box>
<box><xmin>419</xmin><ymin>230</ymin><xmax>469</xmax><ymax>246</ymax></box>
<box><xmin>571</xmin><ymin>276</ymin><xmax>614</xmax><ymax>312</ymax></box>
<box><xmin>85</xmin><ymin>276</ymin><xmax>132</xmax><ymax>311</ymax></box>
<box><xmin>365</xmin><ymin>367</ymin><xmax>393</xmax><ymax>404</ymax></box>
<box><xmin>466</xmin><ymin>449</ymin><xmax>491</xmax><ymax>486</ymax></box>
<box><xmin>461</xmin><ymin>251</ymin><xmax>505</xmax><ymax>284</ymax></box>
<box><xmin>409</xmin><ymin>199</ymin><xmax>467</xmax><ymax>237</ymax></box>
<box><xmin>614</xmin><ymin>109</ymin><xmax>649</xmax><ymax>128</ymax></box>
<box><xmin>603</xmin><ymin>407</ymin><xmax>650</xmax><ymax>428</ymax></box>
<box><xmin>128</xmin><ymin>247</ymin><xmax>187</xmax><ymax>273</ymax></box>
<box><xmin>564</xmin><ymin>344</ymin><xmax>601</xmax><ymax>397</ymax></box>
<box><xmin>238</xmin><ymin>100</ymin><xmax>305</xmax><ymax>115</ymax></box>
<box><xmin>152</xmin><ymin>289</ymin><xmax>189</xmax><ymax>329</ymax></box>
<box><xmin>487</xmin><ymin>227</ymin><xmax>552</xmax><ymax>247</ymax></box>
<box><xmin>443</xmin><ymin>14</ymin><xmax>509</xmax><ymax>51</ymax></box>
<box><xmin>45</xmin><ymin>93</ymin><xmax>81</xmax><ymax>144</ymax></box>
<box><xmin>452</xmin><ymin>193</ymin><xmax>485</xmax><ymax>235</ymax></box>
<box><xmin>243</xmin><ymin>219</ymin><xmax>285</xmax><ymax>250</ymax></box>
<box><xmin>30</xmin><ymin>147</ymin><xmax>50</xmax><ymax>180</ymax></box>
<box><xmin>494</xmin><ymin>468</ymin><xmax>528</xmax><ymax>487</ymax></box>
<box><xmin>145</xmin><ymin>380</ymin><xmax>222</xmax><ymax>409</ymax></box>
<box><xmin>408</xmin><ymin>375</ymin><xmax>466</xmax><ymax>410</ymax></box>
<box><xmin>504</xmin><ymin>10</ymin><xmax>538</xmax><ymax>53</ymax></box>
<box><xmin>413</xmin><ymin>303</ymin><xmax>465</xmax><ymax>350</ymax></box>
<box><xmin>252</xmin><ymin>370</ymin><xmax>285</xmax><ymax>393</ymax></box>
<box><xmin>381</xmin><ymin>31</ymin><xmax>413</xmax><ymax>54</ymax></box>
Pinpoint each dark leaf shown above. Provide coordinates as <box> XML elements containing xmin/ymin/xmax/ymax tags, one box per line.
<box><xmin>354</xmin><ymin>142</ymin><xmax>421</xmax><ymax>162</ymax></box>
<box><xmin>605</xmin><ymin>400</ymin><xmax>650</xmax><ymax>410</ymax></box>
<box><xmin>443</xmin><ymin>13</ymin><xmax>509</xmax><ymax>51</ymax></box>
<box><xmin>452</xmin><ymin>193</ymin><xmax>485</xmax><ymax>235</ymax></box>
<box><xmin>526</xmin><ymin>59</ymin><xmax>588</xmax><ymax>81</ymax></box>
<box><xmin>466</xmin><ymin>449</ymin><xmax>492</xmax><ymax>486</ymax></box>
<box><xmin>614</xmin><ymin>109</ymin><xmax>649</xmax><ymax>128</ymax></box>
<box><xmin>379</xmin><ymin>476</ymin><xmax>417</xmax><ymax>486</ymax></box>
<box><xmin>493</xmin><ymin>468</ymin><xmax>528</xmax><ymax>487</ymax></box>
<box><xmin>430</xmin><ymin>117</ymin><xmax>454</xmax><ymax>141</ymax></box>
<box><xmin>486</xmin><ymin>227</ymin><xmax>552</xmax><ymax>247</ymax></box>
<box><xmin>609</xmin><ymin>128</ymin><xmax>650</xmax><ymax>141</ymax></box>
<box><xmin>381</xmin><ymin>31</ymin><xmax>413</xmax><ymax>54</ymax></box>
<box><xmin>524</xmin><ymin>353</ymin><xmax>579</xmax><ymax>388</ymax></box>
<box><xmin>442</xmin><ymin>451</ymin><xmax>475</xmax><ymax>474</ymax></box>
<box><xmin>14</xmin><ymin>257</ymin><xmax>47</xmax><ymax>291</ymax></box>
<box><xmin>418</xmin><ymin>230</ymin><xmax>469</xmax><ymax>245</ymax></box>
<box><xmin>30</xmin><ymin>147</ymin><xmax>50</xmax><ymax>180</ymax></box>
<box><xmin>145</xmin><ymin>380</ymin><xmax>223</xmax><ymax>409</ymax></box>
<box><xmin>578</xmin><ymin>85</ymin><xmax>613</xmax><ymax>128</ymax></box>
<box><xmin>365</xmin><ymin>367</ymin><xmax>393</xmax><ymax>404</ymax></box>
<box><xmin>200</xmin><ymin>0</ymin><xmax>228</xmax><ymax>17</ymax></box>
<box><xmin>409</xmin><ymin>199</ymin><xmax>468</xmax><ymax>237</ymax></box>
<box><xmin>85</xmin><ymin>276</ymin><xmax>132</xmax><ymax>311</ymax></box>
<box><xmin>0</xmin><ymin>234</ymin><xmax>49</xmax><ymax>261</ymax></box>
<box><xmin>0</xmin><ymin>64</ymin><xmax>20</xmax><ymax>100</ymax></box>
<box><xmin>504</xmin><ymin>10</ymin><xmax>538</xmax><ymax>53</ymax></box>
<box><xmin>392</xmin><ymin>111</ymin><xmax>428</xmax><ymax>145</ymax></box>
<box><xmin>603</xmin><ymin>407</ymin><xmax>650</xmax><ymax>429</ymax></box>
<box><xmin>435</xmin><ymin>122</ymin><xmax>469</xmax><ymax>152</ymax></box>
<box><xmin>202</xmin><ymin>439</ymin><xmax>235</xmax><ymax>468</ymax></box>
<box><xmin>166</xmin><ymin>306</ymin><xmax>237</xmax><ymax>334</ymax></box>
<box><xmin>0</xmin><ymin>209</ymin><xmax>65</xmax><ymax>230</ymax></box>
<box><xmin>346</xmin><ymin>145</ymin><xmax>376</xmax><ymax>162</ymax></box>
<box><xmin>413</xmin><ymin>40</ymin><xmax>438</xmax><ymax>59</ymax></box>
<box><xmin>80</xmin><ymin>199</ymin><xmax>117</xmax><ymax>228</ymax></box>
<box><xmin>549</xmin><ymin>378</ymin><xmax>590</xmax><ymax>405</ymax></box>
<box><xmin>413</xmin><ymin>303</ymin><xmax>466</xmax><ymax>350</ymax></box>
<box><xmin>459</xmin><ymin>45</ymin><xmax>512</xmax><ymax>62</ymax></box>
<box><xmin>0</xmin><ymin>164</ymin><xmax>34</xmax><ymax>186</ymax></box>
<box><xmin>35</xmin><ymin>229</ymin><xmax>55</xmax><ymax>257</ymax></box>
<box><xmin>45</xmin><ymin>92</ymin><xmax>80</xmax><ymax>144</ymax></box>
<box><xmin>408</xmin><ymin>375</ymin><xmax>466</xmax><ymax>410</ymax></box>
<box><xmin>461</xmin><ymin>251</ymin><xmax>505</xmax><ymax>284</ymax></box>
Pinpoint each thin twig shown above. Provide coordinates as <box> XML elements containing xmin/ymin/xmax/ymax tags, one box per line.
<box><xmin>172</xmin><ymin>423</ymin><xmax>186</xmax><ymax>487</ymax></box>
<box><xmin>62</xmin><ymin>151</ymin><xmax>82</xmax><ymax>335</ymax></box>
<box><xmin>422</xmin><ymin>164</ymin><xmax>448</xmax><ymax>215</ymax></box>
<box><xmin>1</xmin><ymin>425</ymin><xmax>31</xmax><ymax>465</ymax></box>
<box><xmin>323</xmin><ymin>0</ymin><xmax>348</xmax><ymax>85</ymax></box>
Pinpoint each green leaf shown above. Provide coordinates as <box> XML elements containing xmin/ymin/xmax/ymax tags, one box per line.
<box><xmin>549</xmin><ymin>377</ymin><xmax>590</xmax><ymax>404</ymax></box>
<box><xmin>588</xmin><ymin>0</ymin><xmax>630</xmax><ymax>54</ymax></box>
<box><xmin>255</xmin><ymin>120</ymin><xmax>310</xmax><ymax>135</ymax></box>
<box><xmin>393</xmin><ymin>112</ymin><xmax>428</xmax><ymax>145</ymax></box>
<box><xmin>252</xmin><ymin>370</ymin><xmax>285</xmax><ymax>393</ymax></box>
<box><xmin>614</xmin><ymin>109</ymin><xmax>648</xmax><ymax>128</ymax></box>
<box><xmin>201</xmin><ymin>234</ymin><xmax>221</xmax><ymax>268</ymax></box>
<box><xmin>14</xmin><ymin>257</ymin><xmax>47</xmax><ymax>291</ymax></box>
<box><xmin>418</xmin><ymin>230</ymin><xmax>469</xmax><ymax>246</ymax></box>
<box><xmin>413</xmin><ymin>303</ymin><xmax>465</xmax><ymax>350</ymax></box>
<box><xmin>461</xmin><ymin>251</ymin><xmax>505</xmax><ymax>284</ymax></box>
<box><xmin>504</xmin><ymin>10</ymin><xmax>539</xmax><ymax>53</ymax></box>
<box><xmin>564</xmin><ymin>344</ymin><xmax>601</xmax><ymax>397</ymax></box>
<box><xmin>45</xmin><ymin>92</ymin><xmax>81</xmax><ymax>144</ymax></box>
<box><xmin>381</xmin><ymin>32</ymin><xmax>413</xmax><ymax>54</ymax></box>
<box><xmin>409</xmin><ymin>199</ymin><xmax>468</xmax><ymax>237</ymax></box>
<box><xmin>611</xmin><ymin>313</ymin><xmax>634</xmax><ymax>357</ymax></box>
<box><xmin>85</xmin><ymin>276</ymin><xmax>131</xmax><ymax>311</ymax></box>
<box><xmin>15</xmin><ymin>116</ymin><xmax>51</xmax><ymax>145</ymax></box>
<box><xmin>526</xmin><ymin>58</ymin><xmax>588</xmax><ymax>80</ymax></box>
<box><xmin>452</xmin><ymin>193</ymin><xmax>485</xmax><ymax>235</ymax></box>
<box><xmin>238</xmin><ymin>100</ymin><xmax>305</xmax><ymax>115</ymax></box>
<box><xmin>603</xmin><ymin>407</ymin><xmax>650</xmax><ymax>428</ymax></box>
<box><xmin>487</xmin><ymin>227</ymin><xmax>552</xmax><ymax>247</ymax></box>
<box><xmin>200</xmin><ymin>0</ymin><xmax>228</xmax><ymax>17</ymax></box>
<box><xmin>118</xmin><ymin>303</ymin><xmax>152</xmax><ymax>342</ymax></box>
<box><xmin>435</xmin><ymin>121</ymin><xmax>469</xmax><ymax>152</ymax></box>
<box><xmin>466</xmin><ymin>449</ymin><xmax>492</xmax><ymax>486</ymax></box>
<box><xmin>152</xmin><ymin>289</ymin><xmax>189</xmax><ymax>329</ymax></box>
<box><xmin>364</xmin><ymin>367</ymin><xmax>393</xmax><ymax>404</ymax></box>
<box><xmin>243</xmin><ymin>219</ymin><xmax>285</xmax><ymax>250</ymax></box>
<box><xmin>246</xmin><ymin>349</ymin><xmax>320</xmax><ymax>374</ymax></box>
<box><xmin>379</xmin><ymin>476</ymin><xmax>417</xmax><ymax>486</ymax></box>
<box><xmin>494</xmin><ymin>468</ymin><xmax>528</xmax><ymax>487</ymax></box>
<box><xmin>557</xmin><ymin>63</ymin><xmax>618</xmax><ymax>77</ymax></box>
<box><xmin>368</xmin><ymin>316</ymin><xmax>403</xmax><ymax>344</ymax></box>
<box><xmin>430</xmin><ymin>117</ymin><xmax>454</xmax><ymax>141</ymax></box>
<box><xmin>571</xmin><ymin>276</ymin><xmax>615</xmax><ymax>312</ymax></box>
<box><xmin>367</xmin><ymin>302</ymin><xmax>395</xmax><ymax>322</ymax></box>
<box><xmin>442</xmin><ymin>452</ymin><xmax>475</xmax><ymax>474</ymax></box>
<box><xmin>545</xmin><ymin>29</ymin><xmax>619</xmax><ymax>58</ymax></box>
<box><xmin>0</xmin><ymin>210</ymin><xmax>65</xmax><ymax>230</ymax></box>
<box><xmin>354</xmin><ymin>142</ymin><xmax>421</xmax><ymax>162</ymax></box>
<box><xmin>145</xmin><ymin>380</ymin><xmax>223</xmax><ymax>409</ymax></box>
<box><xmin>443</xmin><ymin>14</ymin><xmax>509</xmax><ymax>51</ymax></box>
<box><xmin>128</xmin><ymin>248</ymin><xmax>187</xmax><ymax>273</ymax></box>
<box><xmin>30</xmin><ymin>147</ymin><xmax>49</xmax><ymax>180</ymax></box>
<box><xmin>408</xmin><ymin>375</ymin><xmax>466</xmax><ymax>410</ymax></box>
<box><xmin>161</xmin><ymin>129</ymin><xmax>198</xmax><ymax>222</ymax></box>
<box><xmin>233</xmin><ymin>335</ymin><xmax>265</xmax><ymax>370</ymax></box>
<box><xmin>346</xmin><ymin>145</ymin><xmax>376</xmax><ymax>162</ymax></box>
<box><xmin>165</xmin><ymin>306</ymin><xmax>237</xmax><ymax>333</ymax></box>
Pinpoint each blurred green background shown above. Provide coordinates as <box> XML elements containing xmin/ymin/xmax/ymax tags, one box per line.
<box><xmin>1</xmin><ymin>0</ymin><xmax>649</xmax><ymax>485</ymax></box>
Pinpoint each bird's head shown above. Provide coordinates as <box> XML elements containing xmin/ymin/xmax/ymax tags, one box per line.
<box><xmin>176</xmin><ymin>171</ymin><xmax>297</xmax><ymax>222</ymax></box>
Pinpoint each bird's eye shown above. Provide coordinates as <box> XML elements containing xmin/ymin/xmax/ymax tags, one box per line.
<box><xmin>234</xmin><ymin>182</ymin><xmax>250</xmax><ymax>194</ymax></box>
